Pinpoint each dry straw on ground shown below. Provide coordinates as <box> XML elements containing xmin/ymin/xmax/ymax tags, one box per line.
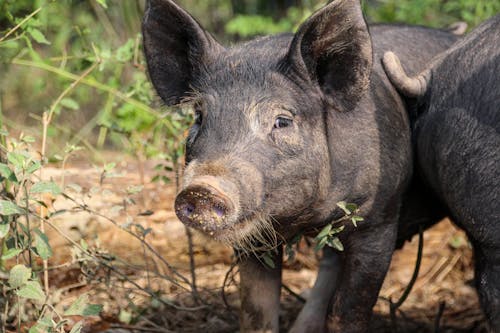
<box><xmin>37</xmin><ymin>157</ymin><xmax>485</xmax><ymax>333</ymax></box>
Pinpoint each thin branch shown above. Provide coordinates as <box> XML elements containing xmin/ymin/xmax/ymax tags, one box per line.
<box><xmin>282</xmin><ymin>283</ymin><xmax>306</xmax><ymax>304</ymax></box>
<box><xmin>110</xmin><ymin>323</ymin><xmax>176</xmax><ymax>333</ymax></box>
<box><xmin>39</xmin><ymin>215</ymin><xmax>206</xmax><ymax>312</ymax></box>
<box><xmin>185</xmin><ymin>226</ymin><xmax>201</xmax><ymax>304</ymax></box>
<box><xmin>434</xmin><ymin>302</ymin><xmax>446</xmax><ymax>333</ymax></box>
<box><xmin>0</xmin><ymin>7</ymin><xmax>43</xmax><ymax>43</ymax></box>
<box><xmin>10</xmin><ymin>59</ymin><xmax>176</xmax><ymax>134</ymax></box>
<box><xmin>221</xmin><ymin>262</ymin><xmax>238</xmax><ymax>314</ymax></box>
<box><xmin>38</xmin><ymin>60</ymin><xmax>98</xmax><ymax>296</ymax></box>
<box><xmin>389</xmin><ymin>226</ymin><xmax>424</xmax><ymax>332</ymax></box>
<box><xmin>60</xmin><ymin>193</ymin><xmax>192</xmax><ymax>287</ymax></box>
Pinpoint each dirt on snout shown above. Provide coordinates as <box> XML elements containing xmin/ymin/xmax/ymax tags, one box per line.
<box><xmin>37</xmin><ymin>156</ymin><xmax>485</xmax><ymax>333</ymax></box>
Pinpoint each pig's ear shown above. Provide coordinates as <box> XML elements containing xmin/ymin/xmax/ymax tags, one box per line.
<box><xmin>142</xmin><ymin>0</ymin><xmax>223</xmax><ymax>105</ymax></box>
<box><xmin>284</xmin><ymin>0</ymin><xmax>372</xmax><ymax>111</ymax></box>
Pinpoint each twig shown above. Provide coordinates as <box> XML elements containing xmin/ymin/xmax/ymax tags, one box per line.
<box><xmin>10</xmin><ymin>59</ymin><xmax>173</xmax><ymax>132</ymax></box>
<box><xmin>60</xmin><ymin>194</ymin><xmax>192</xmax><ymax>287</ymax></box>
<box><xmin>38</xmin><ymin>61</ymin><xmax>98</xmax><ymax>296</ymax></box>
<box><xmin>2</xmin><ymin>281</ymin><xmax>9</xmax><ymax>333</ymax></box>
<box><xmin>110</xmin><ymin>324</ymin><xmax>176</xmax><ymax>333</ymax></box>
<box><xmin>389</xmin><ymin>226</ymin><xmax>424</xmax><ymax>333</ymax></box>
<box><xmin>39</xmin><ymin>214</ymin><xmax>206</xmax><ymax>312</ymax></box>
<box><xmin>282</xmin><ymin>283</ymin><xmax>306</xmax><ymax>303</ymax></box>
<box><xmin>26</xmin><ymin>113</ymin><xmax>101</xmax><ymax>159</ymax></box>
<box><xmin>434</xmin><ymin>301</ymin><xmax>446</xmax><ymax>333</ymax></box>
<box><xmin>0</xmin><ymin>7</ymin><xmax>43</xmax><ymax>43</ymax></box>
<box><xmin>185</xmin><ymin>227</ymin><xmax>201</xmax><ymax>304</ymax></box>
<box><xmin>434</xmin><ymin>252</ymin><xmax>462</xmax><ymax>284</ymax></box>
<box><xmin>221</xmin><ymin>262</ymin><xmax>238</xmax><ymax>313</ymax></box>
<box><xmin>23</xmin><ymin>182</ymin><xmax>33</xmax><ymax>268</ymax></box>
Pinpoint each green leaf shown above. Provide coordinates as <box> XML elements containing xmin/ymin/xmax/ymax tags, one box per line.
<box><xmin>96</xmin><ymin>0</ymin><xmax>108</xmax><ymax>9</ymax></box>
<box><xmin>16</xmin><ymin>280</ymin><xmax>46</xmax><ymax>301</ymax></box>
<box><xmin>0</xmin><ymin>222</ymin><xmax>10</xmax><ymax>238</ymax></box>
<box><xmin>345</xmin><ymin>203</ymin><xmax>358</xmax><ymax>213</ymax></box>
<box><xmin>8</xmin><ymin>264</ymin><xmax>31</xmax><ymax>288</ymax></box>
<box><xmin>80</xmin><ymin>239</ymin><xmax>88</xmax><ymax>251</ymax></box>
<box><xmin>119</xmin><ymin>309</ymin><xmax>132</xmax><ymax>324</ymax></box>
<box><xmin>0</xmin><ymin>200</ymin><xmax>24</xmax><ymax>215</ymax></box>
<box><xmin>330</xmin><ymin>225</ymin><xmax>345</xmax><ymax>236</ymax></box>
<box><xmin>21</xmin><ymin>136</ymin><xmax>36</xmax><ymax>143</ymax></box>
<box><xmin>36</xmin><ymin>314</ymin><xmax>54</xmax><ymax>328</ymax></box>
<box><xmin>104</xmin><ymin>162</ymin><xmax>116</xmax><ymax>172</ymax></box>
<box><xmin>2</xmin><ymin>247</ymin><xmax>22</xmax><ymax>260</ymax></box>
<box><xmin>7</xmin><ymin>152</ymin><xmax>27</xmax><ymax>168</ymax></box>
<box><xmin>0</xmin><ymin>40</ymin><xmax>19</xmax><ymax>49</ymax></box>
<box><xmin>64</xmin><ymin>294</ymin><xmax>88</xmax><ymax>315</ymax></box>
<box><xmin>116</xmin><ymin>39</ymin><xmax>135</xmax><ymax>62</ymax></box>
<box><xmin>449</xmin><ymin>235</ymin><xmax>464</xmax><ymax>249</ymax></box>
<box><xmin>351</xmin><ymin>216</ymin><xmax>364</xmax><ymax>227</ymax></box>
<box><xmin>0</xmin><ymin>163</ymin><xmax>18</xmax><ymax>182</ymax></box>
<box><xmin>327</xmin><ymin>237</ymin><xmax>344</xmax><ymax>252</ymax></box>
<box><xmin>26</xmin><ymin>161</ymin><xmax>42</xmax><ymax>174</ymax></box>
<box><xmin>60</xmin><ymin>98</ymin><xmax>80</xmax><ymax>110</ymax></box>
<box><xmin>29</xmin><ymin>325</ymin><xmax>42</xmax><ymax>333</ymax></box>
<box><xmin>34</xmin><ymin>229</ymin><xmax>52</xmax><ymax>260</ymax></box>
<box><xmin>28</xmin><ymin>28</ymin><xmax>51</xmax><ymax>45</ymax></box>
<box><xmin>30</xmin><ymin>181</ymin><xmax>62</xmax><ymax>195</ymax></box>
<box><xmin>64</xmin><ymin>294</ymin><xmax>103</xmax><ymax>316</ymax></box>
<box><xmin>50</xmin><ymin>154</ymin><xmax>64</xmax><ymax>162</ymax></box>
<box><xmin>336</xmin><ymin>201</ymin><xmax>351</xmax><ymax>215</ymax></box>
<box><xmin>83</xmin><ymin>304</ymin><xmax>103</xmax><ymax>316</ymax></box>
<box><xmin>316</xmin><ymin>224</ymin><xmax>332</xmax><ymax>240</ymax></box>
<box><xmin>315</xmin><ymin>235</ymin><xmax>329</xmax><ymax>252</ymax></box>
<box><xmin>126</xmin><ymin>185</ymin><xmax>143</xmax><ymax>195</ymax></box>
<box><xmin>69</xmin><ymin>321</ymin><xmax>83</xmax><ymax>333</ymax></box>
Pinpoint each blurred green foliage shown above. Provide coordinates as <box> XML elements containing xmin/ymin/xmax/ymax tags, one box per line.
<box><xmin>366</xmin><ymin>0</ymin><xmax>500</xmax><ymax>28</ymax></box>
<box><xmin>0</xmin><ymin>0</ymin><xmax>498</xmax><ymax>162</ymax></box>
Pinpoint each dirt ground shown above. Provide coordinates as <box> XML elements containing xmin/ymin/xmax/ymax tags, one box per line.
<box><xmin>36</xmin><ymin>156</ymin><xmax>487</xmax><ymax>333</ymax></box>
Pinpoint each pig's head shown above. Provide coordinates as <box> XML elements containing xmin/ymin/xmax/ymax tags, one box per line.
<box><xmin>143</xmin><ymin>0</ymin><xmax>372</xmax><ymax>250</ymax></box>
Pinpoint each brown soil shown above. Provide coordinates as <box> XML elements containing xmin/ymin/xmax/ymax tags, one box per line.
<box><xmin>30</xmin><ymin>157</ymin><xmax>486</xmax><ymax>333</ymax></box>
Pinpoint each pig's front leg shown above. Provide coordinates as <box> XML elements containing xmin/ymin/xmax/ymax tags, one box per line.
<box><xmin>290</xmin><ymin>247</ymin><xmax>342</xmax><ymax>333</ymax></box>
<box><xmin>327</xmin><ymin>220</ymin><xmax>398</xmax><ymax>333</ymax></box>
<box><xmin>238</xmin><ymin>247</ymin><xmax>283</xmax><ymax>333</ymax></box>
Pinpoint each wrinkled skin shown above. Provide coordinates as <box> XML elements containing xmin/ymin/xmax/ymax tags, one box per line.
<box><xmin>142</xmin><ymin>0</ymin><xmax>458</xmax><ymax>332</ymax></box>
<box><xmin>383</xmin><ymin>15</ymin><xmax>500</xmax><ymax>332</ymax></box>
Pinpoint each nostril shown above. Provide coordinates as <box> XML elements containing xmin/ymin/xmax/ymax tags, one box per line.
<box><xmin>213</xmin><ymin>204</ymin><xmax>226</xmax><ymax>218</ymax></box>
<box><xmin>183</xmin><ymin>203</ymin><xmax>195</xmax><ymax>217</ymax></box>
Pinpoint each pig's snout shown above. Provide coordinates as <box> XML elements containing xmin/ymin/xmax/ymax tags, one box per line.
<box><xmin>175</xmin><ymin>176</ymin><xmax>238</xmax><ymax>233</ymax></box>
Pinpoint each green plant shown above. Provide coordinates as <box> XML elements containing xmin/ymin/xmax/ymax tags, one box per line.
<box><xmin>365</xmin><ymin>0</ymin><xmax>500</xmax><ymax>29</ymax></box>
<box><xmin>314</xmin><ymin>201</ymin><xmax>364</xmax><ymax>252</ymax></box>
<box><xmin>0</xmin><ymin>0</ymin><xmax>186</xmax><ymax>167</ymax></box>
<box><xmin>262</xmin><ymin>202</ymin><xmax>364</xmax><ymax>269</ymax></box>
<box><xmin>0</xmin><ymin>131</ymin><xmax>104</xmax><ymax>332</ymax></box>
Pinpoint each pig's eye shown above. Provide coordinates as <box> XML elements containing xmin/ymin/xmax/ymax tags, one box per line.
<box><xmin>273</xmin><ymin>116</ymin><xmax>293</xmax><ymax>129</ymax></box>
<box><xmin>194</xmin><ymin>110</ymin><xmax>203</xmax><ymax>126</ymax></box>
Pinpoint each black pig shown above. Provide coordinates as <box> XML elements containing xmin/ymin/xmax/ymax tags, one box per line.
<box><xmin>142</xmin><ymin>0</ymin><xmax>458</xmax><ymax>331</ymax></box>
<box><xmin>383</xmin><ymin>15</ymin><xmax>500</xmax><ymax>332</ymax></box>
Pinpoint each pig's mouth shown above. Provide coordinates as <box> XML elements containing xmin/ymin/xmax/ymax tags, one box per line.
<box><xmin>211</xmin><ymin>213</ymin><xmax>278</xmax><ymax>252</ymax></box>
<box><xmin>175</xmin><ymin>177</ymin><xmax>277</xmax><ymax>252</ymax></box>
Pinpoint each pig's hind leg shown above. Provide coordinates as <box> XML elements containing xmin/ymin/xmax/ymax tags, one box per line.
<box><xmin>473</xmin><ymin>244</ymin><xmax>500</xmax><ymax>333</ymax></box>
